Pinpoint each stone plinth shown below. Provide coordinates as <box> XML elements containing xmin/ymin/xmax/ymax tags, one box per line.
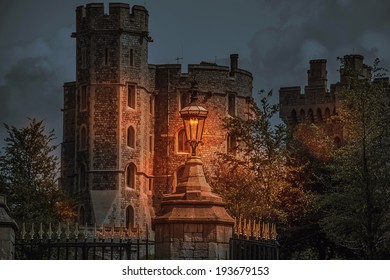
<box><xmin>0</xmin><ymin>195</ymin><xmax>19</xmax><ymax>260</ymax></box>
<box><xmin>153</xmin><ymin>157</ymin><xmax>234</xmax><ymax>259</ymax></box>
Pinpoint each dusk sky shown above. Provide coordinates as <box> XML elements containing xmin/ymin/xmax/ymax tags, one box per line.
<box><xmin>1</xmin><ymin>0</ymin><xmax>390</xmax><ymax>148</ymax></box>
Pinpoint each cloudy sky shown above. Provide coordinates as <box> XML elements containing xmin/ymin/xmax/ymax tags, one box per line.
<box><xmin>1</xmin><ymin>0</ymin><xmax>390</xmax><ymax>149</ymax></box>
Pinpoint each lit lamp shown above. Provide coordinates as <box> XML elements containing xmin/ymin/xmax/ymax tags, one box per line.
<box><xmin>180</xmin><ymin>104</ymin><xmax>208</xmax><ymax>156</ymax></box>
<box><xmin>180</xmin><ymin>80</ymin><xmax>208</xmax><ymax>156</ymax></box>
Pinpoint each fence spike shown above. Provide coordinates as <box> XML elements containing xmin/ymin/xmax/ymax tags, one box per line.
<box><xmin>30</xmin><ymin>223</ymin><xmax>35</xmax><ymax>240</ymax></box>
<box><xmin>48</xmin><ymin>223</ymin><xmax>53</xmax><ymax>240</ymax></box>
<box><xmin>238</xmin><ymin>216</ymin><xmax>242</xmax><ymax>236</ymax></box>
<box><xmin>84</xmin><ymin>223</ymin><xmax>88</xmax><ymax>239</ymax></box>
<box><xmin>57</xmin><ymin>223</ymin><xmax>61</xmax><ymax>239</ymax></box>
<box><xmin>110</xmin><ymin>224</ymin><xmax>114</xmax><ymax>239</ymax></box>
<box><xmin>93</xmin><ymin>223</ymin><xmax>97</xmax><ymax>239</ymax></box>
<box><xmin>21</xmin><ymin>223</ymin><xmax>26</xmax><ymax>240</ymax></box>
<box><xmin>137</xmin><ymin>224</ymin><xmax>140</xmax><ymax>239</ymax></box>
<box><xmin>38</xmin><ymin>223</ymin><xmax>44</xmax><ymax>239</ymax></box>
<box><xmin>102</xmin><ymin>224</ymin><xmax>106</xmax><ymax>240</ymax></box>
<box><xmin>66</xmin><ymin>222</ymin><xmax>70</xmax><ymax>239</ymax></box>
<box><xmin>74</xmin><ymin>223</ymin><xmax>79</xmax><ymax>239</ymax></box>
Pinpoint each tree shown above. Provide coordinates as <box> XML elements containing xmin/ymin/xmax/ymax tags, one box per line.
<box><xmin>210</xmin><ymin>91</ymin><xmax>310</xmax><ymax>224</ymax></box>
<box><xmin>320</xmin><ymin>58</ymin><xmax>390</xmax><ymax>259</ymax></box>
<box><xmin>0</xmin><ymin>119</ymin><xmax>75</xmax><ymax>225</ymax></box>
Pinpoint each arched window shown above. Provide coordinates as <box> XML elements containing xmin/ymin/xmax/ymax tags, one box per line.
<box><xmin>125</xmin><ymin>205</ymin><xmax>135</xmax><ymax>229</ymax></box>
<box><xmin>325</xmin><ymin>107</ymin><xmax>331</xmax><ymax>121</ymax></box>
<box><xmin>126</xmin><ymin>163</ymin><xmax>136</xmax><ymax>189</ymax></box>
<box><xmin>291</xmin><ymin>109</ymin><xmax>298</xmax><ymax>124</ymax></box>
<box><xmin>299</xmin><ymin>109</ymin><xmax>305</xmax><ymax>122</ymax></box>
<box><xmin>177</xmin><ymin>129</ymin><xmax>189</xmax><ymax>153</ymax></box>
<box><xmin>227</xmin><ymin>134</ymin><xmax>237</xmax><ymax>155</ymax></box>
<box><xmin>127</xmin><ymin>126</ymin><xmax>135</xmax><ymax>148</ymax></box>
<box><xmin>308</xmin><ymin>109</ymin><xmax>314</xmax><ymax>123</ymax></box>
<box><xmin>316</xmin><ymin>108</ymin><xmax>323</xmax><ymax>123</ymax></box>
<box><xmin>79</xmin><ymin>206</ymin><xmax>85</xmax><ymax>225</ymax></box>
<box><xmin>79</xmin><ymin>164</ymin><xmax>86</xmax><ymax>190</ymax></box>
<box><xmin>80</xmin><ymin>126</ymin><xmax>87</xmax><ymax>150</ymax></box>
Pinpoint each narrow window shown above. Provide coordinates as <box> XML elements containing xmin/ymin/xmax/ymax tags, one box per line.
<box><xmin>80</xmin><ymin>126</ymin><xmax>87</xmax><ymax>150</ymax></box>
<box><xmin>308</xmin><ymin>109</ymin><xmax>314</xmax><ymax>123</ymax></box>
<box><xmin>325</xmin><ymin>108</ymin><xmax>331</xmax><ymax>122</ymax></box>
<box><xmin>180</xmin><ymin>92</ymin><xmax>188</xmax><ymax>110</ymax></box>
<box><xmin>149</xmin><ymin>95</ymin><xmax>154</xmax><ymax>115</ymax></box>
<box><xmin>127</xmin><ymin>126</ymin><xmax>135</xmax><ymax>148</ymax></box>
<box><xmin>129</xmin><ymin>49</ymin><xmax>134</xmax><ymax>67</ymax></box>
<box><xmin>79</xmin><ymin>164</ymin><xmax>86</xmax><ymax>190</ymax></box>
<box><xmin>291</xmin><ymin>109</ymin><xmax>298</xmax><ymax>124</ymax></box>
<box><xmin>227</xmin><ymin>134</ymin><xmax>237</xmax><ymax>155</ymax></box>
<box><xmin>149</xmin><ymin>135</ymin><xmax>153</xmax><ymax>153</ymax></box>
<box><xmin>128</xmin><ymin>85</ymin><xmax>136</xmax><ymax>109</ymax></box>
<box><xmin>299</xmin><ymin>109</ymin><xmax>305</xmax><ymax>122</ymax></box>
<box><xmin>125</xmin><ymin>205</ymin><xmax>135</xmax><ymax>229</ymax></box>
<box><xmin>81</xmin><ymin>48</ymin><xmax>87</xmax><ymax>69</ymax></box>
<box><xmin>177</xmin><ymin>129</ymin><xmax>189</xmax><ymax>153</ymax></box>
<box><xmin>148</xmin><ymin>178</ymin><xmax>153</xmax><ymax>192</ymax></box>
<box><xmin>80</xmin><ymin>86</ymin><xmax>87</xmax><ymax>111</ymax></box>
<box><xmin>126</xmin><ymin>164</ymin><xmax>136</xmax><ymax>189</ymax></box>
<box><xmin>316</xmin><ymin>108</ymin><xmax>323</xmax><ymax>123</ymax></box>
<box><xmin>228</xmin><ymin>94</ymin><xmax>236</xmax><ymax>116</ymax></box>
<box><xmin>104</xmin><ymin>48</ymin><xmax>109</xmax><ymax>65</ymax></box>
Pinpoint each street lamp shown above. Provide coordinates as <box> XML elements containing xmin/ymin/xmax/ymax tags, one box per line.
<box><xmin>179</xmin><ymin>81</ymin><xmax>208</xmax><ymax>156</ymax></box>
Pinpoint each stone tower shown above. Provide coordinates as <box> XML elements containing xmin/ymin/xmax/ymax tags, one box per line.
<box><xmin>61</xmin><ymin>3</ymin><xmax>253</xmax><ymax>230</ymax></box>
<box><xmin>62</xmin><ymin>3</ymin><xmax>155</xmax><ymax>227</ymax></box>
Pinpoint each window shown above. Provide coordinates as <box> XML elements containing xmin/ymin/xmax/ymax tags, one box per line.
<box><xmin>128</xmin><ymin>85</ymin><xmax>136</xmax><ymax>109</ymax></box>
<box><xmin>80</xmin><ymin>86</ymin><xmax>87</xmax><ymax>111</ymax></box>
<box><xmin>177</xmin><ymin>129</ymin><xmax>189</xmax><ymax>153</ymax></box>
<box><xmin>125</xmin><ymin>205</ymin><xmax>135</xmax><ymax>229</ymax></box>
<box><xmin>180</xmin><ymin>92</ymin><xmax>188</xmax><ymax>110</ymax></box>
<box><xmin>148</xmin><ymin>178</ymin><xmax>153</xmax><ymax>192</ymax></box>
<box><xmin>126</xmin><ymin>164</ymin><xmax>136</xmax><ymax>189</ymax></box>
<box><xmin>81</xmin><ymin>48</ymin><xmax>87</xmax><ymax>69</ymax></box>
<box><xmin>291</xmin><ymin>109</ymin><xmax>298</xmax><ymax>124</ymax></box>
<box><xmin>104</xmin><ymin>48</ymin><xmax>109</xmax><ymax>66</ymax></box>
<box><xmin>316</xmin><ymin>108</ymin><xmax>323</xmax><ymax>123</ymax></box>
<box><xmin>299</xmin><ymin>109</ymin><xmax>305</xmax><ymax>122</ymax></box>
<box><xmin>227</xmin><ymin>134</ymin><xmax>237</xmax><ymax>155</ymax></box>
<box><xmin>129</xmin><ymin>49</ymin><xmax>134</xmax><ymax>66</ymax></box>
<box><xmin>308</xmin><ymin>109</ymin><xmax>314</xmax><ymax>123</ymax></box>
<box><xmin>149</xmin><ymin>95</ymin><xmax>154</xmax><ymax>115</ymax></box>
<box><xmin>80</xmin><ymin>126</ymin><xmax>87</xmax><ymax>150</ymax></box>
<box><xmin>79</xmin><ymin>164</ymin><xmax>86</xmax><ymax>190</ymax></box>
<box><xmin>149</xmin><ymin>135</ymin><xmax>153</xmax><ymax>153</ymax></box>
<box><xmin>127</xmin><ymin>126</ymin><xmax>135</xmax><ymax>148</ymax></box>
<box><xmin>228</xmin><ymin>94</ymin><xmax>236</xmax><ymax>116</ymax></box>
<box><xmin>325</xmin><ymin>108</ymin><xmax>331</xmax><ymax>121</ymax></box>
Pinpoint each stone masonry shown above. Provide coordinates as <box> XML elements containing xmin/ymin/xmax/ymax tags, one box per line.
<box><xmin>61</xmin><ymin>3</ymin><xmax>253</xmax><ymax>232</ymax></box>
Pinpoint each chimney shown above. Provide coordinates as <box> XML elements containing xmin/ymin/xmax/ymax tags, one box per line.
<box><xmin>230</xmin><ymin>54</ymin><xmax>238</xmax><ymax>76</ymax></box>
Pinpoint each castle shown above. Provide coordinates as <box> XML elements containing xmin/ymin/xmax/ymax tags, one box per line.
<box><xmin>61</xmin><ymin>3</ymin><xmax>253</xmax><ymax>229</ymax></box>
<box><xmin>279</xmin><ymin>54</ymin><xmax>375</xmax><ymax>145</ymax></box>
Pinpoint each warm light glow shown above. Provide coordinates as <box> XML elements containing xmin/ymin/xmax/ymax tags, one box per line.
<box><xmin>189</xmin><ymin>118</ymin><xmax>198</xmax><ymax>125</ymax></box>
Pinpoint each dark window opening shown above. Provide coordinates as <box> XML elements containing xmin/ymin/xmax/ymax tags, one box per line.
<box><xmin>128</xmin><ymin>85</ymin><xmax>136</xmax><ymax>109</ymax></box>
<box><xmin>228</xmin><ymin>94</ymin><xmax>236</xmax><ymax>116</ymax></box>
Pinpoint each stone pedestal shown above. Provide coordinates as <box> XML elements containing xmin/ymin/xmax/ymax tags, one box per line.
<box><xmin>0</xmin><ymin>195</ymin><xmax>19</xmax><ymax>260</ymax></box>
<box><xmin>153</xmin><ymin>157</ymin><xmax>234</xmax><ymax>259</ymax></box>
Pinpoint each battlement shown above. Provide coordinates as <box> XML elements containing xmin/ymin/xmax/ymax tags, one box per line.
<box><xmin>75</xmin><ymin>2</ymin><xmax>149</xmax><ymax>33</ymax></box>
<box><xmin>154</xmin><ymin>59</ymin><xmax>252</xmax><ymax>97</ymax></box>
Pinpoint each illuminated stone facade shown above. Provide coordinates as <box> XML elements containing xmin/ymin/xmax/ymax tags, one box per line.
<box><xmin>61</xmin><ymin>3</ymin><xmax>253</xmax><ymax>230</ymax></box>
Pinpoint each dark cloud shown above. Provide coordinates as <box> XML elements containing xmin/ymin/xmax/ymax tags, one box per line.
<box><xmin>1</xmin><ymin>0</ymin><xmax>390</xmax><ymax>148</ymax></box>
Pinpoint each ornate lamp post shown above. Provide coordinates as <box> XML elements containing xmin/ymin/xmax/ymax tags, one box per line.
<box><xmin>153</xmin><ymin>80</ymin><xmax>234</xmax><ymax>260</ymax></box>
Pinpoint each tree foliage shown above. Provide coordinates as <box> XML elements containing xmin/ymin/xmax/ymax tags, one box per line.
<box><xmin>0</xmin><ymin>119</ymin><xmax>75</xmax><ymax>225</ymax></box>
<box><xmin>319</xmin><ymin>58</ymin><xmax>390</xmax><ymax>259</ymax></box>
<box><xmin>210</xmin><ymin>91</ymin><xmax>310</xmax><ymax>224</ymax></box>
